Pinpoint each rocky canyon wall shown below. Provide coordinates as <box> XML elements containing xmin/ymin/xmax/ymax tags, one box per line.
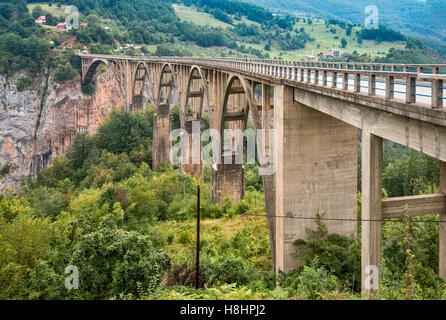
<box><xmin>0</xmin><ymin>67</ymin><xmax>125</xmax><ymax>191</ymax></box>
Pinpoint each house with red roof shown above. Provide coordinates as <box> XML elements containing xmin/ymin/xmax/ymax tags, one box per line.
<box><xmin>35</xmin><ymin>16</ymin><xmax>46</xmax><ymax>24</ymax></box>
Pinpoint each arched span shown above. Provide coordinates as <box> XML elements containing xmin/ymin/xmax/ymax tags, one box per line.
<box><xmin>82</xmin><ymin>59</ymin><xmax>109</xmax><ymax>85</ymax></box>
<box><xmin>82</xmin><ymin>59</ymin><xmax>126</xmax><ymax>107</ymax></box>
<box><xmin>131</xmin><ymin>61</ymin><xmax>152</xmax><ymax>111</ymax></box>
<box><xmin>156</xmin><ymin>63</ymin><xmax>177</xmax><ymax>110</ymax></box>
<box><xmin>181</xmin><ymin>65</ymin><xmax>210</xmax><ymax>129</ymax></box>
<box><xmin>219</xmin><ymin>74</ymin><xmax>256</xmax><ymax>134</ymax></box>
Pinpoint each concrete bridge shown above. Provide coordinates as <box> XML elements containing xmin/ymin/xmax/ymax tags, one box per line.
<box><xmin>79</xmin><ymin>53</ymin><xmax>446</xmax><ymax>294</ymax></box>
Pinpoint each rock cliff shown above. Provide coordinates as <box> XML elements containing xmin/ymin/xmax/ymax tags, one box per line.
<box><xmin>0</xmin><ymin>67</ymin><xmax>124</xmax><ymax>191</ymax></box>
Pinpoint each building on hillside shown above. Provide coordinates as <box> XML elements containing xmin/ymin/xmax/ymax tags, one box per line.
<box><xmin>56</xmin><ymin>23</ymin><xmax>72</xmax><ymax>31</ymax></box>
<box><xmin>329</xmin><ymin>48</ymin><xmax>340</xmax><ymax>56</ymax></box>
<box><xmin>35</xmin><ymin>16</ymin><xmax>46</xmax><ymax>24</ymax></box>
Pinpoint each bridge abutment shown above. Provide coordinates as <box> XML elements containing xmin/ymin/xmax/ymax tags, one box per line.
<box><xmin>274</xmin><ymin>84</ymin><xmax>358</xmax><ymax>272</ymax></box>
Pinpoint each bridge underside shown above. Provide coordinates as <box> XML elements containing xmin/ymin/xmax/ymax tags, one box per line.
<box><xmin>79</xmin><ymin>54</ymin><xmax>446</xmax><ymax>296</ymax></box>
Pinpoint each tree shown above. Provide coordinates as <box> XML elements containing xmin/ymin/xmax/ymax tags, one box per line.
<box><xmin>341</xmin><ymin>38</ymin><xmax>347</xmax><ymax>48</ymax></box>
<box><xmin>70</xmin><ymin>220</ymin><xmax>171</xmax><ymax>299</ymax></box>
<box><xmin>31</xmin><ymin>6</ymin><xmax>44</xmax><ymax>20</ymax></box>
<box><xmin>97</xmin><ymin>110</ymin><xmax>153</xmax><ymax>155</ymax></box>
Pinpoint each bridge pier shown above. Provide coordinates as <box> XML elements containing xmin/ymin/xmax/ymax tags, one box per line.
<box><xmin>211</xmin><ymin>154</ymin><xmax>245</xmax><ymax>204</ymax></box>
<box><xmin>440</xmin><ymin>161</ymin><xmax>446</xmax><ymax>279</ymax></box>
<box><xmin>274</xmin><ymin>84</ymin><xmax>358</xmax><ymax>272</ymax></box>
<box><xmin>361</xmin><ymin>130</ymin><xmax>383</xmax><ymax>296</ymax></box>
<box><xmin>153</xmin><ymin>103</ymin><xmax>171</xmax><ymax>169</ymax></box>
<box><xmin>183</xmin><ymin>119</ymin><xmax>202</xmax><ymax>177</ymax></box>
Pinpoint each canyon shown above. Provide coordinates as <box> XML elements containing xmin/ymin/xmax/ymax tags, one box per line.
<box><xmin>0</xmin><ymin>67</ymin><xmax>126</xmax><ymax>191</ymax></box>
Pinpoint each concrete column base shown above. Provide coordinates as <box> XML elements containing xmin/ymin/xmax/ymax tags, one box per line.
<box><xmin>211</xmin><ymin>161</ymin><xmax>245</xmax><ymax>204</ymax></box>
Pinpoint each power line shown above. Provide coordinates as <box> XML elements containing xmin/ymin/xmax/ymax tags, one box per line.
<box><xmin>241</xmin><ymin>212</ymin><xmax>446</xmax><ymax>223</ymax></box>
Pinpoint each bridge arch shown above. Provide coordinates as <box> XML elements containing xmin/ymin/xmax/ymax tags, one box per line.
<box><xmin>131</xmin><ymin>61</ymin><xmax>152</xmax><ymax>112</ymax></box>
<box><xmin>181</xmin><ymin>65</ymin><xmax>210</xmax><ymax>128</ymax></box>
<box><xmin>82</xmin><ymin>59</ymin><xmax>126</xmax><ymax>108</ymax></box>
<box><xmin>179</xmin><ymin>66</ymin><xmax>211</xmax><ymax>176</ymax></box>
<box><xmin>152</xmin><ymin>62</ymin><xmax>178</xmax><ymax>169</ymax></box>
<box><xmin>82</xmin><ymin>59</ymin><xmax>109</xmax><ymax>85</ymax></box>
<box><xmin>219</xmin><ymin>73</ymin><xmax>255</xmax><ymax>141</ymax></box>
<box><xmin>211</xmin><ymin>74</ymin><xmax>257</xmax><ymax>204</ymax></box>
<box><xmin>156</xmin><ymin>63</ymin><xmax>178</xmax><ymax>111</ymax></box>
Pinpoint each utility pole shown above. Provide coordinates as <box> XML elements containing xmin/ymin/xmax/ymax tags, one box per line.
<box><xmin>195</xmin><ymin>185</ymin><xmax>201</xmax><ymax>290</ymax></box>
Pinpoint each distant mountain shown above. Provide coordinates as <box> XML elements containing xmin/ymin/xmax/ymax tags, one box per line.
<box><xmin>244</xmin><ymin>0</ymin><xmax>446</xmax><ymax>41</ymax></box>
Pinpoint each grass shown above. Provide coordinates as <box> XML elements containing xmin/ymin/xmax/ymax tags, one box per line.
<box><xmin>173</xmin><ymin>4</ymin><xmax>260</xmax><ymax>29</ymax></box>
<box><xmin>174</xmin><ymin>5</ymin><xmax>232</xmax><ymax>29</ymax></box>
<box><xmin>27</xmin><ymin>3</ymin><xmax>67</xmax><ymax>17</ymax></box>
<box><xmin>156</xmin><ymin>214</ymin><xmax>271</xmax><ymax>269</ymax></box>
<box><xmin>245</xmin><ymin>19</ymin><xmax>406</xmax><ymax>60</ymax></box>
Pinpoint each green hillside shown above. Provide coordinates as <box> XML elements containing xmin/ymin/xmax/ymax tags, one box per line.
<box><xmin>0</xmin><ymin>0</ymin><xmax>443</xmax><ymax>84</ymax></box>
<box><xmin>243</xmin><ymin>0</ymin><xmax>446</xmax><ymax>42</ymax></box>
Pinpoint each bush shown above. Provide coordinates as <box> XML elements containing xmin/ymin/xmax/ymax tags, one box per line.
<box><xmin>16</xmin><ymin>76</ymin><xmax>32</xmax><ymax>91</ymax></box>
<box><xmin>293</xmin><ymin>213</ymin><xmax>361</xmax><ymax>291</ymax></box>
<box><xmin>70</xmin><ymin>220</ymin><xmax>171</xmax><ymax>299</ymax></box>
<box><xmin>201</xmin><ymin>255</ymin><xmax>256</xmax><ymax>287</ymax></box>
<box><xmin>54</xmin><ymin>62</ymin><xmax>78</xmax><ymax>83</ymax></box>
<box><xmin>281</xmin><ymin>257</ymin><xmax>340</xmax><ymax>299</ymax></box>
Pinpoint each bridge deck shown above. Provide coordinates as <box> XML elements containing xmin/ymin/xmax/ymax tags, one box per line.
<box><xmin>79</xmin><ymin>54</ymin><xmax>446</xmax><ymax>126</ymax></box>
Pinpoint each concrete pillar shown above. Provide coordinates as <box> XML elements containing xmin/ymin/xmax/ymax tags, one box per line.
<box><xmin>440</xmin><ymin>161</ymin><xmax>446</xmax><ymax>279</ymax></box>
<box><xmin>152</xmin><ymin>104</ymin><xmax>170</xmax><ymax>169</ymax></box>
<box><xmin>361</xmin><ymin>130</ymin><xmax>382</xmax><ymax>296</ymax></box>
<box><xmin>211</xmin><ymin>154</ymin><xmax>244</xmax><ymax>204</ymax></box>
<box><xmin>274</xmin><ymin>84</ymin><xmax>357</xmax><ymax>273</ymax></box>
<box><xmin>183</xmin><ymin>119</ymin><xmax>201</xmax><ymax>177</ymax></box>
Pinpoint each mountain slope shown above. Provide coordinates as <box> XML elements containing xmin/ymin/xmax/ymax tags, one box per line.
<box><xmin>244</xmin><ymin>0</ymin><xmax>446</xmax><ymax>42</ymax></box>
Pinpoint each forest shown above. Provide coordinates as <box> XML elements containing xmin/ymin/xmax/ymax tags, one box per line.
<box><xmin>1</xmin><ymin>104</ymin><xmax>446</xmax><ymax>299</ymax></box>
<box><xmin>0</xmin><ymin>0</ymin><xmax>444</xmax><ymax>80</ymax></box>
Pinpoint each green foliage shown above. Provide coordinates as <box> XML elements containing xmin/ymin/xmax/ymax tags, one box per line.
<box><xmin>281</xmin><ymin>257</ymin><xmax>341</xmax><ymax>299</ymax></box>
<box><xmin>97</xmin><ymin>109</ymin><xmax>153</xmax><ymax>156</ymax></box>
<box><xmin>293</xmin><ymin>213</ymin><xmax>361</xmax><ymax>291</ymax></box>
<box><xmin>70</xmin><ymin>220</ymin><xmax>171</xmax><ymax>299</ymax></box>
<box><xmin>383</xmin><ymin>148</ymin><xmax>439</xmax><ymax>197</ymax></box>
<box><xmin>81</xmin><ymin>82</ymin><xmax>96</xmax><ymax>95</ymax></box>
<box><xmin>16</xmin><ymin>75</ymin><xmax>32</xmax><ymax>91</ymax></box>
<box><xmin>54</xmin><ymin>62</ymin><xmax>78</xmax><ymax>83</ymax></box>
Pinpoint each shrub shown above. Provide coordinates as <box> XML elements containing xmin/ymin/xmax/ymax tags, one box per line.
<box><xmin>70</xmin><ymin>220</ymin><xmax>171</xmax><ymax>299</ymax></box>
<box><xmin>282</xmin><ymin>257</ymin><xmax>340</xmax><ymax>299</ymax></box>
<box><xmin>54</xmin><ymin>62</ymin><xmax>78</xmax><ymax>83</ymax></box>
<box><xmin>178</xmin><ymin>230</ymin><xmax>192</xmax><ymax>246</ymax></box>
<box><xmin>293</xmin><ymin>213</ymin><xmax>361</xmax><ymax>291</ymax></box>
<box><xmin>201</xmin><ymin>255</ymin><xmax>256</xmax><ymax>287</ymax></box>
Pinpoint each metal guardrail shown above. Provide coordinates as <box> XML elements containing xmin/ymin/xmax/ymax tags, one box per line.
<box><xmin>79</xmin><ymin>54</ymin><xmax>446</xmax><ymax>109</ymax></box>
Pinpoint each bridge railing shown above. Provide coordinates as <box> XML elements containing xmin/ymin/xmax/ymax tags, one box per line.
<box><xmin>79</xmin><ymin>54</ymin><xmax>446</xmax><ymax>109</ymax></box>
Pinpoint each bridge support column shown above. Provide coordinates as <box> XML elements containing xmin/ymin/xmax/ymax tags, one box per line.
<box><xmin>440</xmin><ymin>161</ymin><xmax>446</xmax><ymax>279</ymax></box>
<box><xmin>211</xmin><ymin>155</ymin><xmax>244</xmax><ymax>204</ymax></box>
<box><xmin>153</xmin><ymin>104</ymin><xmax>171</xmax><ymax>169</ymax></box>
<box><xmin>274</xmin><ymin>84</ymin><xmax>357</xmax><ymax>273</ymax></box>
<box><xmin>361</xmin><ymin>130</ymin><xmax>382</xmax><ymax>296</ymax></box>
<box><xmin>183</xmin><ymin>119</ymin><xmax>202</xmax><ymax>177</ymax></box>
